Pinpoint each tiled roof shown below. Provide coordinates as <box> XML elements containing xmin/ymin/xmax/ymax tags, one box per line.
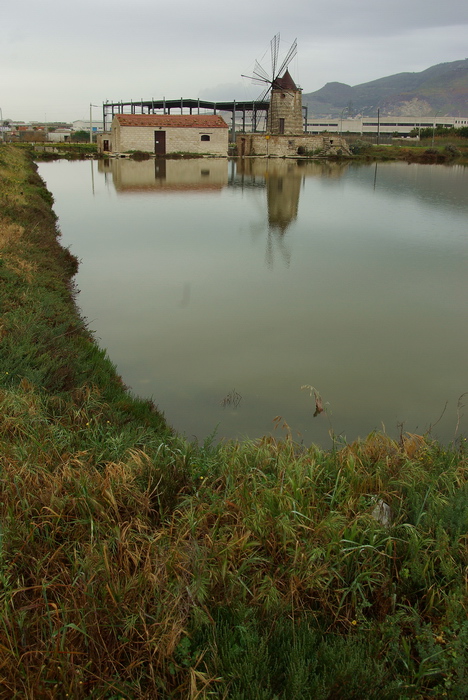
<box><xmin>273</xmin><ymin>70</ymin><xmax>299</xmax><ymax>91</ymax></box>
<box><xmin>114</xmin><ymin>114</ymin><xmax>228</xmax><ymax>129</ymax></box>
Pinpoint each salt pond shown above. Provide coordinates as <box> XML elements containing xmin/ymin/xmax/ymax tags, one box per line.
<box><xmin>39</xmin><ymin>157</ymin><xmax>468</xmax><ymax>446</ymax></box>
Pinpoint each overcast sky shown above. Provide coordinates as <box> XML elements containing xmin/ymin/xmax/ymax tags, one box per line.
<box><xmin>2</xmin><ymin>0</ymin><xmax>468</xmax><ymax>123</ymax></box>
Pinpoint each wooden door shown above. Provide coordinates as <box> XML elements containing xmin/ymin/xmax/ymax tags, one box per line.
<box><xmin>154</xmin><ymin>131</ymin><xmax>166</xmax><ymax>155</ymax></box>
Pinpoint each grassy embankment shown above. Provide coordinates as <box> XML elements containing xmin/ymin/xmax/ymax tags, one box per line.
<box><xmin>12</xmin><ymin>142</ymin><xmax>98</xmax><ymax>161</ymax></box>
<box><xmin>345</xmin><ymin>135</ymin><xmax>468</xmax><ymax>164</ymax></box>
<box><xmin>0</xmin><ymin>143</ymin><xmax>467</xmax><ymax>698</ymax></box>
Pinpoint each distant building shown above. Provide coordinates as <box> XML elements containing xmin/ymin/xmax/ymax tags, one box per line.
<box><xmin>48</xmin><ymin>128</ymin><xmax>73</xmax><ymax>142</ymax></box>
<box><xmin>72</xmin><ymin>119</ymin><xmax>104</xmax><ymax>133</ymax></box>
<box><xmin>102</xmin><ymin>114</ymin><xmax>229</xmax><ymax>156</ymax></box>
<box><xmin>307</xmin><ymin>115</ymin><xmax>468</xmax><ymax>136</ymax></box>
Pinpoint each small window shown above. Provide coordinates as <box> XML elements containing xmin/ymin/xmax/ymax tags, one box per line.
<box><xmin>201</xmin><ymin>134</ymin><xmax>210</xmax><ymax>142</ymax></box>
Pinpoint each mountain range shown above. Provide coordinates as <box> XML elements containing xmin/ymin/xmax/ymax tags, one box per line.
<box><xmin>302</xmin><ymin>59</ymin><xmax>468</xmax><ymax>117</ymax></box>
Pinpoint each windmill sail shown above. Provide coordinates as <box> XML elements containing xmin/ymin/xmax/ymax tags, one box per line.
<box><xmin>270</xmin><ymin>33</ymin><xmax>280</xmax><ymax>80</ymax></box>
<box><xmin>252</xmin><ymin>60</ymin><xmax>271</xmax><ymax>85</ymax></box>
<box><xmin>242</xmin><ymin>33</ymin><xmax>298</xmax><ymax>101</ymax></box>
<box><xmin>275</xmin><ymin>39</ymin><xmax>297</xmax><ymax>86</ymax></box>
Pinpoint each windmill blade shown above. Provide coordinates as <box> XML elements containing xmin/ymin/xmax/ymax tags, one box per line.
<box><xmin>257</xmin><ymin>84</ymin><xmax>272</xmax><ymax>102</ymax></box>
<box><xmin>241</xmin><ymin>58</ymin><xmax>272</xmax><ymax>87</ymax></box>
<box><xmin>276</xmin><ymin>38</ymin><xmax>297</xmax><ymax>79</ymax></box>
<box><xmin>241</xmin><ymin>72</ymin><xmax>270</xmax><ymax>87</ymax></box>
<box><xmin>270</xmin><ymin>33</ymin><xmax>280</xmax><ymax>81</ymax></box>
<box><xmin>253</xmin><ymin>60</ymin><xmax>271</xmax><ymax>83</ymax></box>
<box><xmin>278</xmin><ymin>88</ymin><xmax>297</xmax><ymax>97</ymax></box>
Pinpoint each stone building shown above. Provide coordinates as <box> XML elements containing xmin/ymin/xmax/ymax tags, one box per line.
<box><xmin>267</xmin><ymin>69</ymin><xmax>303</xmax><ymax>135</ymax></box>
<box><xmin>237</xmin><ymin>133</ymin><xmax>350</xmax><ymax>157</ymax></box>
<box><xmin>237</xmin><ymin>69</ymin><xmax>351</xmax><ymax>157</ymax></box>
<box><xmin>103</xmin><ymin>114</ymin><xmax>229</xmax><ymax>156</ymax></box>
<box><xmin>48</xmin><ymin>128</ymin><xmax>73</xmax><ymax>143</ymax></box>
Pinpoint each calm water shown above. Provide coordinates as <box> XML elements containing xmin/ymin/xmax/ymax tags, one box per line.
<box><xmin>39</xmin><ymin>158</ymin><xmax>468</xmax><ymax>446</ymax></box>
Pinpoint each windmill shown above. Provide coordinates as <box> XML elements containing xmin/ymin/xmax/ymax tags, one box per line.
<box><xmin>243</xmin><ymin>33</ymin><xmax>298</xmax><ymax>101</ymax></box>
<box><xmin>242</xmin><ymin>34</ymin><xmax>302</xmax><ymax>135</ymax></box>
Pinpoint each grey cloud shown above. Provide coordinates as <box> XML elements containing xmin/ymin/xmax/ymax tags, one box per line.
<box><xmin>2</xmin><ymin>0</ymin><xmax>468</xmax><ymax>120</ymax></box>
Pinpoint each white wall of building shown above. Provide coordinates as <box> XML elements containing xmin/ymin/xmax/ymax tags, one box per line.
<box><xmin>72</xmin><ymin>119</ymin><xmax>104</xmax><ymax>133</ymax></box>
<box><xmin>48</xmin><ymin>129</ymin><xmax>72</xmax><ymax>142</ymax></box>
<box><xmin>307</xmin><ymin>115</ymin><xmax>468</xmax><ymax>136</ymax></box>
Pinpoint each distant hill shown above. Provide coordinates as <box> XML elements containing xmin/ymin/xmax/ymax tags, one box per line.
<box><xmin>302</xmin><ymin>59</ymin><xmax>468</xmax><ymax>117</ymax></box>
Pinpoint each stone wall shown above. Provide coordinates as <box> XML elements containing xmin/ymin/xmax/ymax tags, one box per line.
<box><xmin>236</xmin><ymin>133</ymin><xmax>351</xmax><ymax>157</ymax></box>
<box><xmin>111</xmin><ymin>124</ymin><xmax>228</xmax><ymax>155</ymax></box>
<box><xmin>97</xmin><ymin>133</ymin><xmax>111</xmax><ymax>152</ymax></box>
<box><xmin>267</xmin><ymin>90</ymin><xmax>303</xmax><ymax>135</ymax></box>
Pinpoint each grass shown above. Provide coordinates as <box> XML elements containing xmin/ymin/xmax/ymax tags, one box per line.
<box><xmin>0</xmin><ymin>143</ymin><xmax>467</xmax><ymax>698</ymax></box>
<box><xmin>11</xmin><ymin>142</ymin><xmax>98</xmax><ymax>161</ymax></box>
<box><xmin>347</xmin><ymin>136</ymin><xmax>468</xmax><ymax>164</ymax></box>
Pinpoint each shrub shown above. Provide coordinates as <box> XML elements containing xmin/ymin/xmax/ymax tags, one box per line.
<box><xmin>349</xmin><ymin>140</ymin><xmax>372</xmax><ymax>155</ymax></box>
<box><xmin>444</xmin><ymin>144</ymin><xmax>461</xmax><ymax>157</ymax></box>
<box><xmin>130</xmin><ymin>150</ymin><xmax>151</xmax><ymax>160</ymax></box>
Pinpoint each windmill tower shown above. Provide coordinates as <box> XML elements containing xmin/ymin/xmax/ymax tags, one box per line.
<box><xmin>243</xmin><ymin>34</ymin><xmax>303</xmax><ymax>136</ymax></box>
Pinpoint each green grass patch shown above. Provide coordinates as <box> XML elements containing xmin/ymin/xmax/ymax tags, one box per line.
<box><xmin>348</xmin><ymin>138</ymin><xmax>468</xmax><ymax>164</ymax></box>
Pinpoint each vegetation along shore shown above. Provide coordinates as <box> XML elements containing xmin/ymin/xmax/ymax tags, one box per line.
<box><xmin>0</xmin><ymin>143</ymin><xmax>467</xmax><ymax>698</ymax></box>
<box><xmin>10</xmin><ymin>125</ymin><xmax>468</xmax><ymax>164</ymax></box>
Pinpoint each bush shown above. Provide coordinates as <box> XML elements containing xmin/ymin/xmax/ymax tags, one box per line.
<box><xmin>71</xmin><ymin>130</ymin><xmax>93</xmax><ymax>142</ymax></box>
<box><xmin>349</xmin><ymin>140</ymin><xmax>372</xmax><ymax>155</ymax></box>
<box><xmin>444</xmin><ymin>144</ymin><xmax>461</xmax><ymax>157</ymax></box>
<box><xmin>410</xmin><ymin>125</ymin><xmax>468</xmax><ymax>140</ymax></box>
<box><xmin>130</xmin><ymin>150</ymin><xmax>151</xmax><ymax>160</ymax></box>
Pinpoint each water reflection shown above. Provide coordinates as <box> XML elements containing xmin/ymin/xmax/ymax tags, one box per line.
<box><xmin>38</xmin><ymin>158</ymin><xmax>468</xmax><ymax>447</ymax></box>
<box><xmin>98</xmin><ymin>157</ymin><xmax>228</xmax><ymax>192</ymax></box>
<box><xmin>100</xmin><ymin>157</ymin><xmax>353</xmax><ymax>268</ymax></box>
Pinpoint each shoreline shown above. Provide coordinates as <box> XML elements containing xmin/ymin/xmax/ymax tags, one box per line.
<box><xmin>10</xmin><ymin>138</ymin><xmax>468</xmax><ymax>165</ymax></box>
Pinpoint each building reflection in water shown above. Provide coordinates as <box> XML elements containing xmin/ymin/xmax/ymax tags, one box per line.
<box><xmin>99</xmin><ymin>157</ymin><xmax>349</xmax><ymax>267</ymax></box>
<box><xmin>98</xmin><ymin>157</ymin><xmax>229</xmax><ymax>193</ymax></box>
<box><xmin>235</xmin><ymin>158</ymin><xmax>350</xmax><ymax>267</ymax></box>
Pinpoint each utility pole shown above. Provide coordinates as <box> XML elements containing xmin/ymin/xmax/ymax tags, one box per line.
<box><xmin>431</xmin><ymin>112</ymin><xmax>441</xmax><ymax>148</ymax></box>
<box><xmin>89</xmin><ymin>104</ymin><xmax>99</xmax><ymax>143</ymax></box>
